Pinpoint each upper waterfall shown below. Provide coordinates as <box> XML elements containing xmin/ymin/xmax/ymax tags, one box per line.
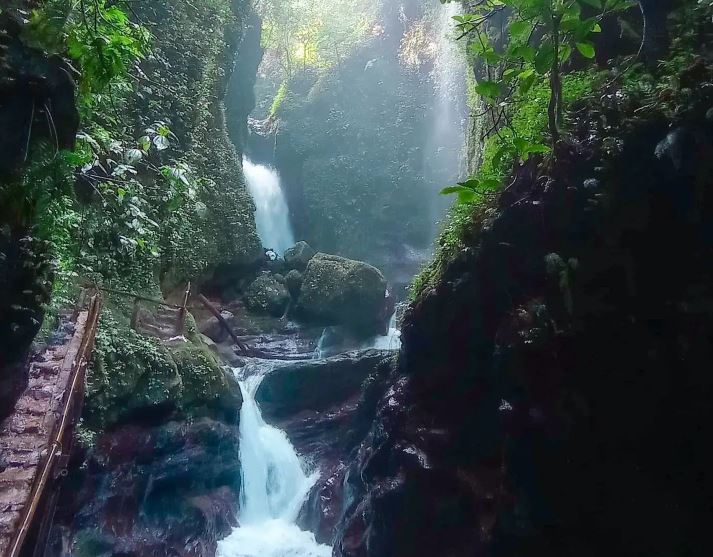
<box><xmin>243</xmin><ymin>158</ymin><xmax>296</xmax><ymax>255</ymax></box>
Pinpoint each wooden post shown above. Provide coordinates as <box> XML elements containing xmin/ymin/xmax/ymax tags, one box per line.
<box><xmin>197</xmin><ymin>294</ymin><xmax>250</xmax><ymax>355</ymax></box>
<box><xmin>130</xmin><ymin>297</ymin><xmax>141</xmax><ymax>331</ymax></box>
<box><xmin>176</xmin><ymin>282</ymin><xmax>191</xmax><ymax>335</ymax></box>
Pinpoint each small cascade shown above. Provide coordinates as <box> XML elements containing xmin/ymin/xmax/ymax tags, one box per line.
<box><xmin>243</xmin><ymin>157</ymin><xmax>295</xmax><ymax>255</ymax></box>
<box><xmin>362</xmin><ymin>313</ymin><xmax>401</xmax><ymax>351</ymax></box>
<box><xmin>217</xmin><ymin>369</ymin><xmax>331</xmax><ymax>557</ymax></box>
<box><xmin>313</xmin><ymin>328</ymin><xmax>329</xmax><ymax>360</ymax></box>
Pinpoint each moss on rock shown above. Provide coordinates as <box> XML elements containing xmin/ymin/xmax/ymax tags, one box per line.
<box><xmin>86</xmin><ymin>309</ymin><xmax>241</xmax><ymax>430</ymax></box>
<box><xmin>296</xmin><ymin>253</ymin><xmax>387</xmax><ymax>335</ymax></box>
<box><xmin>244</xmin><ymin>273</ymin><xmax>291</xmax><ymax>316</ymax></box>
<box><xmin>169</xmin><ymin>341</ymin><xmax>241</xmax><ymax>422</ymax></box>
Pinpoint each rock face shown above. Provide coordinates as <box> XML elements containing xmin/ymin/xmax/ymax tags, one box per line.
<box><xmin>0</xmin><ymin>234</ymin><xmax>53</xmax><ymax>417</ymax></box>
<box><xmin>296</xmin><ymin>253</ymin><xmax>388</xmax><ymax>335</ymax></box>
<box><xmin>49</xmin><ymin>312</ymin><xmax>244</xmax><ymax>556</ymax></box>
<box><xmin>331</xmin><ymin>67</ymin><xmax>713</xmax><ymax>557</ymax></box>
<box><xmin>198</xmin><ymin>310</ymin><xmax>235</xmax><ymax>343</ymax></box>
<box><xmin>284</xmin><ymin>241</ymin><xmax>317</xmax><ymax>270</ymax></box>
<box><xmin>0</xmin><ymin>9</ymin><xmax>79</xmax><ymax>176</ymax></box>
<box><xmin>244</xmin><ymin>273</ymin><xmax>291</xmax><ymax>316</ymax></box>
<box><xmin>265</xmin><ymin>0</ymin><xmax>458</xmax><ymax>283</ymax></box>
<box><xmin>84</xmin><ymin>319</ymin><xmax>241</xmax><ymax>429</ymax></box>
<box><xmin>285</xmin><ymin>269</ymin><xmax>304</xmax><ymax>297</ymax></box>
<box><xmin>48</xmin><ymin>418</ymin><xmax>240</xmax><ymax>557</ymax></box>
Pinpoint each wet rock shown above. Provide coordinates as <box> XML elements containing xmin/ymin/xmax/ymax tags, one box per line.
<box><xmin>253</xmin><ymin>350</ymin><xmax>394</xmax><ymax>543</ymax></box>
<box><xmin>47</xmin><ymin>418</ymin><xmax>240</xmax><ymax>557</ymax></box>
<box><xmin>284</xmin><ymin>241</ymin><xmax>316</xmax><ymax>270</ymax></box>
<box><xmin>169</xmin><ymin>342</ymin><xmax>242</xmax><ymax>422</ymax></box>
<box><xmin>198</xmin><ymin>310</ymin><xmax>235</xmax><ymax>343</ymax></box>
<box><xmin>244</xmin><ymin>273</ymin><xmax>290</xmax><ymax>317</ymax></box>
<box><xmin>0</xmin><ymin>11</ymin><xmax>79</xmax><ymax>176</ymax></box>
<box><xmin>86</xmin><ymin>318</ymin><xmax>241</xmax><ymax>429</ymax></box>
<box><xmin>296</xmin><ymin>253</ymin><xmax>388</xmax><ymax>335</ymax></box>
<box><xmin>332</xmin><ymin>93</ymin><xmax>713</xmax><ymax>557</ymax></box>
<box><xmin>256</xmin><ymin>349</ymin><xmax>390</xmax><ymax>420</ymax></box>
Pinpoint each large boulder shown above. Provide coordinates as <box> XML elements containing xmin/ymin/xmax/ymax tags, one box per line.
<box><xmin>86</xmin><ymin>313</ymin><xmax>241</xmax><ymax>429</ymax></box>
<box><xmin>244</xmin><ymin>273</ymin><xmax>290</xmax><ymax>316</ymax></box>
<box><xmin>296</xmin><ymin>253</ymin><xmax>388</xmax><ymax>334</ymax></box>
<box><xmin>255</xmin><ymin>349</ymin><xmax>391</xmax><ymax>421</ymax></box>
<box><xmin>284</xmin><ymin>241</ymin><xmax>316</xmax><ymax>270</ymax></box>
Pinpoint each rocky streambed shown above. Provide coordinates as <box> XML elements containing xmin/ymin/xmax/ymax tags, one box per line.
<box><xmin>48</xmin><ymin>343</ymin><xmax>395</xmax><ymax>556</ymax></box>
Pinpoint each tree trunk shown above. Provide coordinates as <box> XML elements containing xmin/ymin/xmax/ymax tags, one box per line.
<box><xmin>639</xmin><ymin>0</ymin><xmax>672</xmax><ymax>66</ymax></box>
<box><xmin>548</xmin><ymin>16</ymin><xmax>562</xmax><ymax>144</ymax></box>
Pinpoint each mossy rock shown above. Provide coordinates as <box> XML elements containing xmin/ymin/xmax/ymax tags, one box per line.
<box><xmin>169</xmin><ymin>341</ymin><xmax>242</xmax><ymax>422</ymax></box>
<box><xmin>86</xmin><ymin>310</ymin><xmax>241</xmax><ymax>429</ymax></box>
<box><xmin>244</xmin><ymin>273</ymin><xmax>290</xmax><ymax>316</ymax></box>
<box><xmin>86</xmin><ymin>315</ymin><xmax>183</xmax><ymax>429</ymax></box>
<box><xmin>284</xmin><ymin>241</ymin><xmax>316</xmax><ymax>270</ymax></box>
<box><xmin>296</xmin><ymin>253</ymin><xmax>387</xmax><ymax>335</ymax></box>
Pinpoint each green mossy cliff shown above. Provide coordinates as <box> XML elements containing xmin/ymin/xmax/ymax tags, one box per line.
<box><xmin>131</xmin><ymin>0</ymin><xmax>262</xmax><ymax>287</ymax></box>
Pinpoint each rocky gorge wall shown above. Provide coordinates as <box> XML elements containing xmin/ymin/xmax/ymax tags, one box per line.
<box><xmin>329</xmin><ymin>38</ymin><xmax>713</xmax><ymax>557</ymax></box>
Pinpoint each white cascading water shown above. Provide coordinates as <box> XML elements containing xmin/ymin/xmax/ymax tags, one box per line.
<box><xmin>426</xmin><ymin>2</ymin><xmax>468</xmax><ymax>227</ymax></box>
<box><xmin>216</xmin><ymin>372</ymin><xmax>331</xmax><ymax>557</ymax></box>
<box><xmin>363</xmin><ymin>313</ymin><xmax>401</xmax><ymax>351</ymax></box>
<box><xmin>243</xmin><ymin>158</ymin><xmax>296</xmax><ymax>255</ymax></box>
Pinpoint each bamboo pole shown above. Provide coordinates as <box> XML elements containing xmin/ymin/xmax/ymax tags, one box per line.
<box><xmin>196</xmin><ymin>294</ymin><xmax>249</xmax><ymax>355</ymax></box>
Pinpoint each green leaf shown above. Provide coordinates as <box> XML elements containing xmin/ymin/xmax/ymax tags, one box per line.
<box><xmin>440</xmin><ymin>185</ymin><xmax>470</xmax><ymax>196</ymax></box>
<box><xmin>457</xmin><ymin>189</ymin><xmax>477</xmax><ymax>204</ymax></box>
<box><xmin>534</xmin><ymin>42</ymin><xmax>556</xmax><ymax>74</ymax></box>
<box><xmin>512</xmin><ymin>45</ymin><xmax>536</xmax><ymax>62</ymax></box>
<box><xmin>578</xmin><ymin>0</ymin><xmax>602</xmax><ymax>9</ymax></box>
<box><xmin>559</xmin><ymin>44</ymin><xmax>573</xmax><ymax>62</ymax></box>
<box><xmin>474</xmin><ymin>80</ymin><xmax>503</xmax><ymax>101</ymax></box>
<box><xmin>517</xmin><ymin>68</ymin><xmax>537</xmax><ymax>94</ymax></box>
<box><xmin>509</xmin><ymin>20</ymin><xmax>531</xmax><ymax>39</ymax></box>
<box><xmin>479</xmin><ymin>178</ymin><xmax>501</xmax><ymax>190</ymax></box>
<box><xmin>458</xmin><ymin>179</ymin><xmax>481</xmax><ymax>189</ymax></box>
<box><xmin>576</xmin><ymin>41</ymin><xmax>596</xmax><ymax>58</ymax></box>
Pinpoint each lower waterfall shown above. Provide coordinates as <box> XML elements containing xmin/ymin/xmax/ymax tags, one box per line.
<box><xmin>216</xmin><ymin>372</ymin><xmax>331</xmax><ymax>557</ymax></box>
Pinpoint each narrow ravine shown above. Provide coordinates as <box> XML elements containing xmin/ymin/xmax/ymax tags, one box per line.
<box><xmin>217</xmin><ymin>366</ymin><xmax>331</xmax><ymax>557</ymax></box>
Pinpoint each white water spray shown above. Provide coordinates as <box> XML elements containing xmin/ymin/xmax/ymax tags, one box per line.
<box><xmin>363</xmin><ymin>313</ymin><xmax>401</xmax><ymax>351</ymax></box>
<box><xmin>217</xmin><ymin>372</ymin><xmax>331</xmax><ymax>557</ymax></box>
<box><xmin>426</xmin><ymin>2</ymin><xmax>468</xmax><ymax>226</ymax></box>
<box><xmin>243</xmin><ymin>158</ymin><xmax>296</xmax><ymax>255</ymax></box>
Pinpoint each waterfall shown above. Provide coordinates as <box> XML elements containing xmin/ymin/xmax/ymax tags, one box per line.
<box><xmin>217</xmin><ymin>371</ymin><xmax>331</xmax><ymax>557</ymax></box>
<box><xmin>243</xmin><ymin>158</ymin><xmax>296</xmax><ymax>255</ymax></box>
<box><xmin>426</xmin><ymin>2</ymin><xmax>468</xmax><ymax>225</ymax></box>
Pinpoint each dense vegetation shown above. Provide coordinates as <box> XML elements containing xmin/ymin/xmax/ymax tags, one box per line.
<box><xmin>1</xmin><ymin>0</ymin><xmax>260</xmax><ymax>362</ymax></box>
<box><xmin>412</xmin><ymin>0</ymin><xmax>703</xmax><ymax>298</ymax></box>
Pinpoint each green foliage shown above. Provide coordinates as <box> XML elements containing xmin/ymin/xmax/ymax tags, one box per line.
<box><xmin>270</xmin><ymin>81</ymin><xmax>289</xmax><ymax>117</ymax></box>
<box><xmin>413</xmin><ymin>69</ymin><xmax>598</xmax><ymax>300</ymax></box>
<box><xmin>16</xmin><ymin>0</ymin><xmax>260</xmax><ymax>310</ymax></box>
<box><xmin>259</xmin><ymin>0</ymin><xmax>376</xmax><ymax>74</ymax></box>
<box><xmin>442</xmin><ymin>0</ymin><xmax>633</xmax><ymax>149</ymax></box>
<box><xmin>440</xmin><ymin>0</ymin><xmax>633</xmax><ymax>204</ymax></box>
<box><xmin>27</xmin><ymin>0</ymin><xmax>150</xmax><ymax>101</ymax></box>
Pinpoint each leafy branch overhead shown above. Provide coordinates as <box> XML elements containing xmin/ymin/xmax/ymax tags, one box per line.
<box><xmin>440</xmin><ymin>0</ymin><xmax>636</xmax><ymax>203</ymax></box>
